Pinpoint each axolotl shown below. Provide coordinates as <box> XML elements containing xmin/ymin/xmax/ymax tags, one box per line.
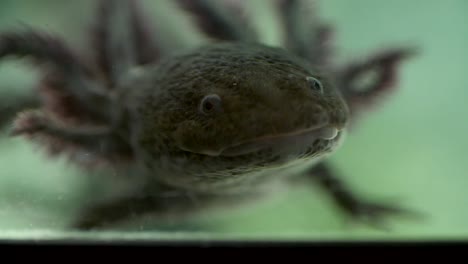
<box><xmin>0</xmin><ymin>0</ymin><xmax>415</xmax><ymax>229</ymax></box>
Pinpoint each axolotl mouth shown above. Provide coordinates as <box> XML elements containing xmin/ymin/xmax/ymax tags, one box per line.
<box><xmin>219</xmin><ymin>126</ymin><xmax>339</xmax><ymax>157</ymax></box>
<box><xmin>187</xmin><ymin>125</ymin><xmax>340</xmax><ymax>157</ymax></box>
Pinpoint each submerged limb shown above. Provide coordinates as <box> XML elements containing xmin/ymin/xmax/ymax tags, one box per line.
<box><xmin>276</xmin><ymin>0</ymin><xmax>333</xmax><ymax>66</ymax></box>
<box><xmin>305</xmin><ymin>163</ymin><xmax>418</xmax><ymax>229</ymax></box>
<box><xmin>73</xmin><ymin>196</ymin><xmax>162</xmax><ymax>230</ymax></box>
<box><xmin>175</xmin><ymin>0</ymin><xmax>257</xmax><ymax>42</ymax></box>
<box><xmin>0</xmin><ymin>30</ymin><xmax>112</xmax><ymax>122</ymax></box>
<box><xmin>338</xmin><ymin>48</ymin><xmax>417</xmax><ymax>117</ymax></box>
<box><xmin>92</xmin><ymin>0</ymin><xmax>160</xmax><ymax>86</ymax></box>
<box><xmin>72</xmin><ymin>190</ymin><xmax>204</xmax><ymax>230</ymax></box>
<box><xmin>11</xmin><ymin>110</ymin><xmax>132</xmax><ymax>164</ymax></box>
<box><xmin>0</xmin><ymin>91</ymin><xmax>39</xmax><ymax>130</ymax></box>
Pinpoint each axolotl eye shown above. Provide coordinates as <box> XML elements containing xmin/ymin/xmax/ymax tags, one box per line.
<box><xmin>306</xmin><ymin>76</ymin><xmax>324</xmax><ymax>94</ymax></box>
<box><xmin>199</xmin><ymin>94</ymin><xmax>223</xmax><ymax>115</ymax></box>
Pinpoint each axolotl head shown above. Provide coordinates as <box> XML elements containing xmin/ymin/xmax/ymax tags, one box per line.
<box><xmin>133</xmin><ymin>43</ymin><xmax>349</xmax><ymax>188</ymax></box>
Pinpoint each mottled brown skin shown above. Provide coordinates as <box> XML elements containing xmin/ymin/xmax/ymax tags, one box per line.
<box><xmin>0</xmin><ymin>0</ymin><xmax>416</xmax><ymax>230</ymax></box>
<box><xmin>128</xmin><ymin>43</ymin><xmax>347</xmax><ymax>190</ymax></box>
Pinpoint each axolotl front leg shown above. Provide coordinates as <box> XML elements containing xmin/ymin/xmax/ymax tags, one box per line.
<box><xmin>303</xmin><ymin>162</ymin><xmax>419</xmax><ymax>228</ymax></box>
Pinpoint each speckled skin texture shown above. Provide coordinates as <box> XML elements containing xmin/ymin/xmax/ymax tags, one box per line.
<box><xmin>130</xmin><ymin>43</ymin><xmax>347</xmax><ymax>189</ymax></box>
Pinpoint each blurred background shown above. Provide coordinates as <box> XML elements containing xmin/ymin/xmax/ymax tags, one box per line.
<box><xmin>0</xmin><ymin>0</ymin><xmax>467</xmax><ymax>241</ymax></box>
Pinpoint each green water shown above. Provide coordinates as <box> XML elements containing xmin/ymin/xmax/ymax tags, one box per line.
<box><xmin>0</xmin><ymin>0</ymin><xmax>467</xmax><ymax>242</ymax></box>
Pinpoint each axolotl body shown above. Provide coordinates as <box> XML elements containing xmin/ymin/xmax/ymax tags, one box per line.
<box><xmin>0</xmin><ymin>0</ymin><xmax>414</xmax><ymax>229</ymax></box>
